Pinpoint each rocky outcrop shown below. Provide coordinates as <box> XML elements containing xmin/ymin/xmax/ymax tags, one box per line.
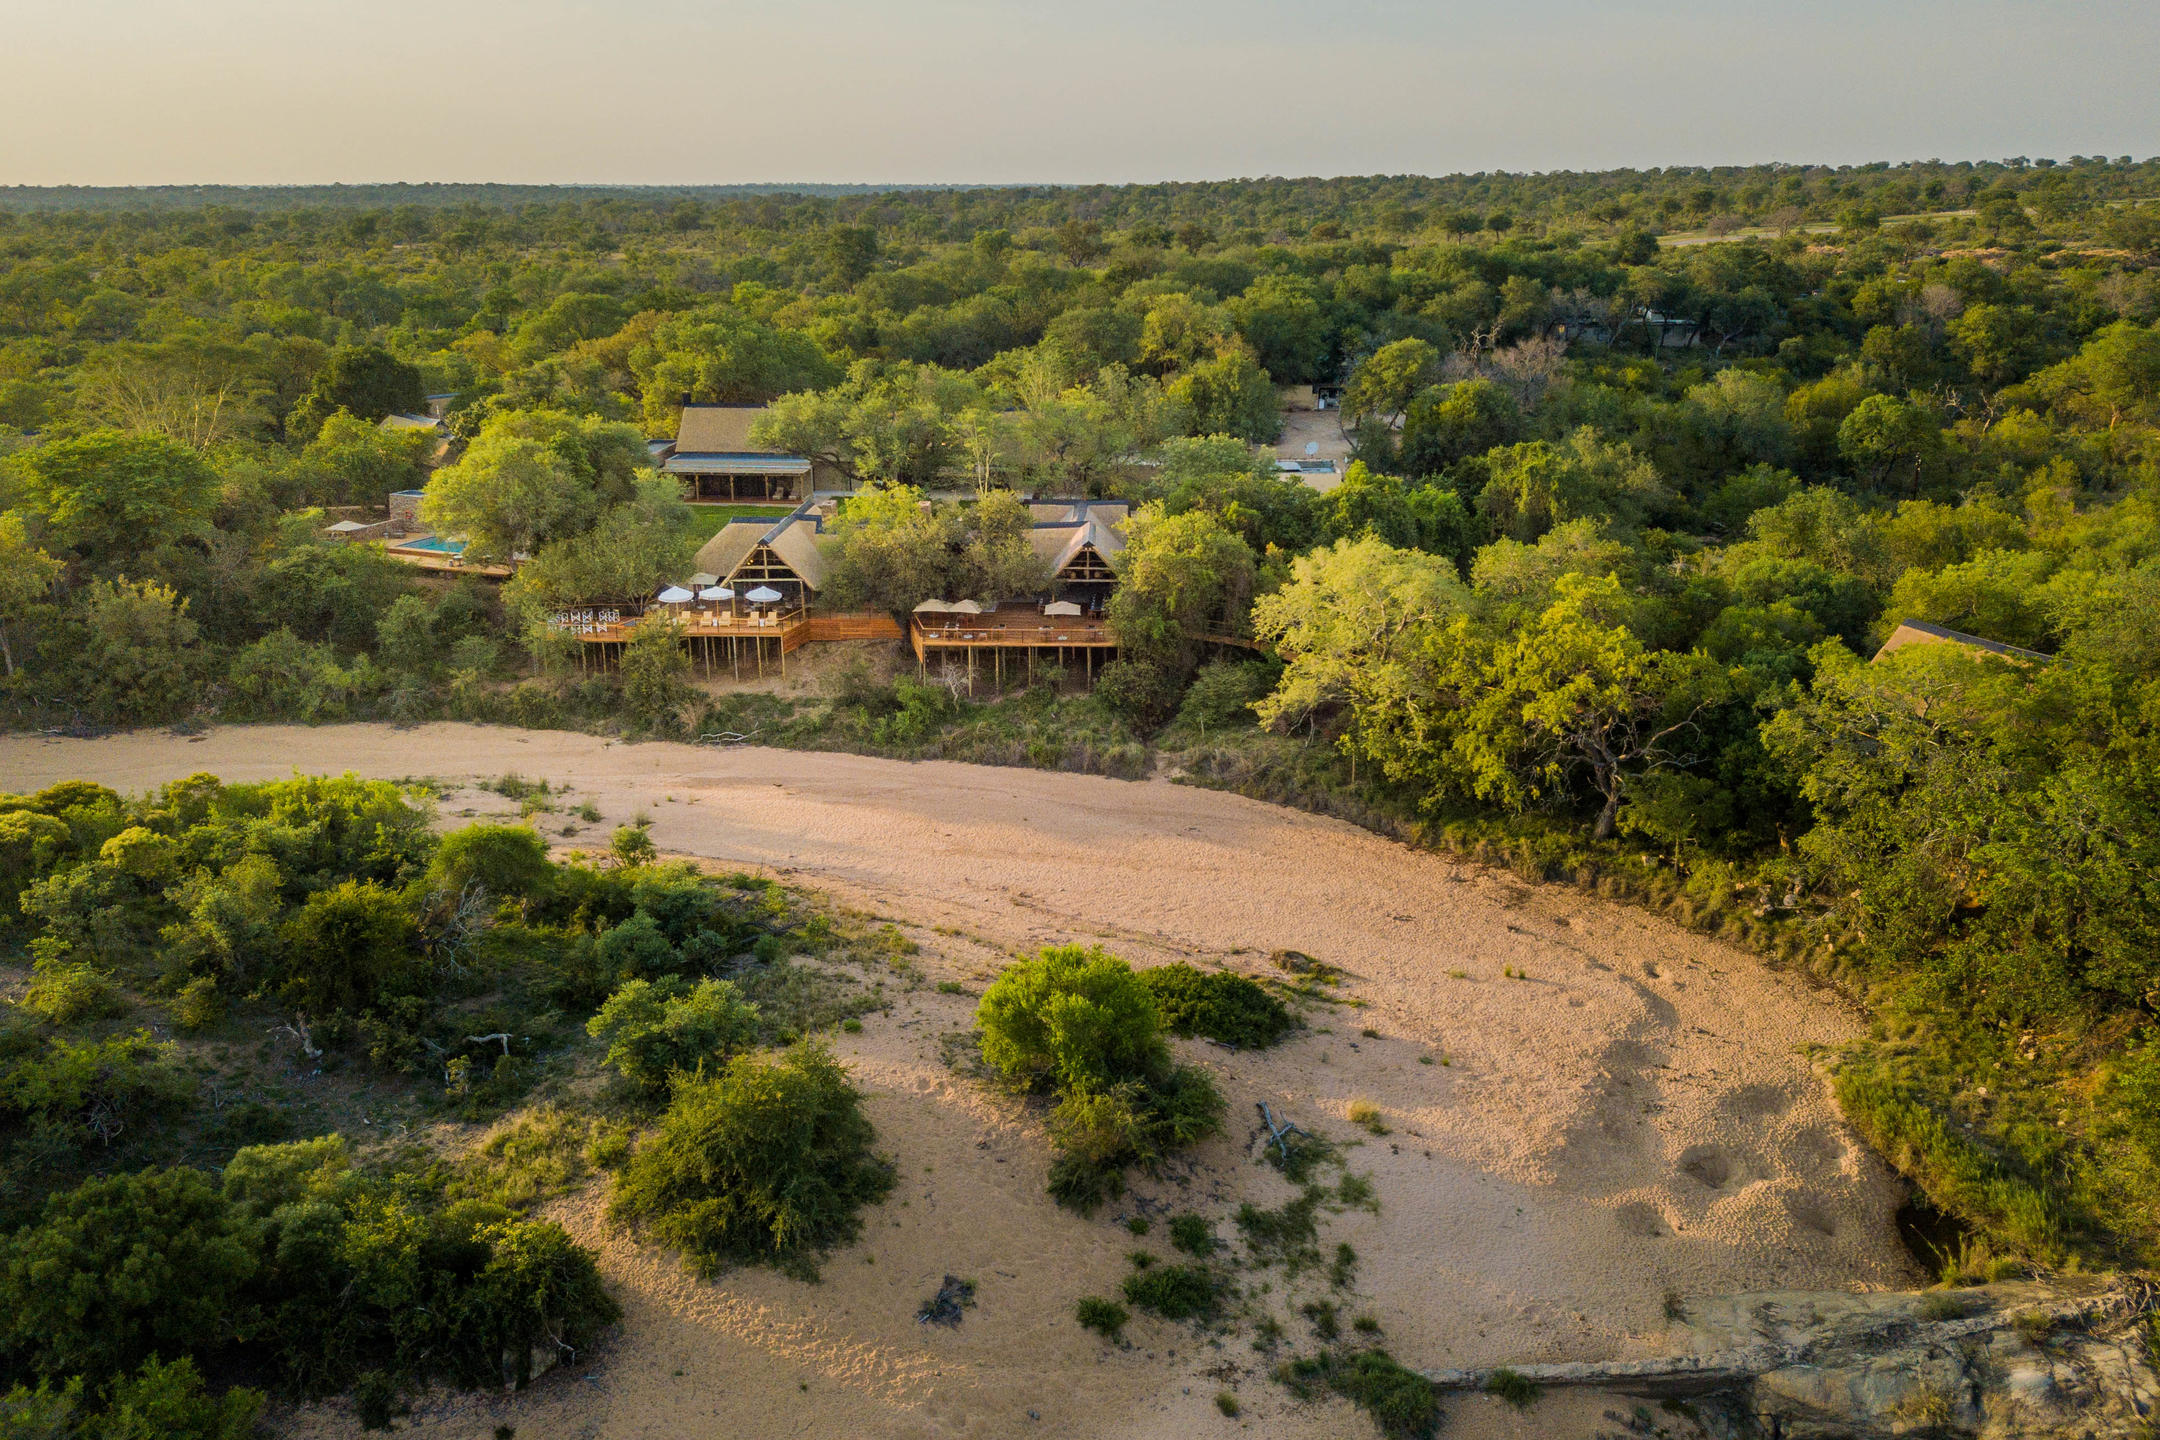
<box><xmin>1424</xmin><ymin>1278</ymin><xmax>2158</xmax><ymax>1438</ymax></box>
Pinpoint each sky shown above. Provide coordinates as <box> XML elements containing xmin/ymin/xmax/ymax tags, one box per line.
<box><xmin>2</xmin><ymin>0</ymin><xmax>2156</xmax><ymax>186</ymax></box>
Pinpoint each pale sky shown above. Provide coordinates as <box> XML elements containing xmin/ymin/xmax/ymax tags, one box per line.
<box><xmin>2</xmin><ymin>0</ymin><xmax>2155</xmax><ymax>186</ymax></box>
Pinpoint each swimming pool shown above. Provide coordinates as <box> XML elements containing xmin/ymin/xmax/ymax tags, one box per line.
<box><xmin>394</xmin><ymin>535</ymin><xmax>465</xmax><ymax>554</ymax></box>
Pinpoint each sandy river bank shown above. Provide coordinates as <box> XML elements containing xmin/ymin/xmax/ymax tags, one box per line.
<box><xmin>0</xmin><ymin>723</ymin><xmax>1917</xmax><ymax>1439</ymax></box>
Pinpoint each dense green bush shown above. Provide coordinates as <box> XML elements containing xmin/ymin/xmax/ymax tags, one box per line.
<box><xmin>977</xmin><ymin>946</ymin><xmax>1225</xmax><ymax>1210</ymax></box>
<box><xmin>0</xmin><ymin>1166</ymin><xmax>257</xmax><ymax>1382</ymax></box>
<box><xmin>1138</xmin><ymin>963</ymin><xmax>1293</xmax><ymax>1048</ymax></box>
<box><xmin>609</xmin><ymin>1044</ymin><xmax>892</xmax><ymax>1279</ymax></box>
<box><xmin>978</xmin><ymin>944</ymin><xmax>1169</xmax><ymax>1092</ymax></box>
<box><xmin>423</xmin><ymin>823</ymin><xmax>555</xmax><ymax>907</ymax></box>
<box><xmin>587</xmin><ymin>977</ymin><xmax>760</xmax><ymax>1096</ymax></box>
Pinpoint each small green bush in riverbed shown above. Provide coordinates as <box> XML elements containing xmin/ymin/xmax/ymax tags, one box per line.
<box><xmin>1139</xmin><ymin>963</ymin><xmax>1294</xmax><ymax>1048</ymax></box>
<box><xmin>609</xmin><ymin>1043</ymin><xmax>893</xmax><ymax>1279</ymax></box>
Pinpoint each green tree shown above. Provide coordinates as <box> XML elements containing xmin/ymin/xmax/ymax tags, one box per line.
<box><xmin>609</xmin><ymin>1044</ymin><xmax>891</xmax><ymax>1278</ymax></box>
<box><xmin>1399</xmin><ymin>380</ymin><xmax>1523</xmax><ymax>477</ymax></box>
<box><xmin>1105</xmin><ymin>504</ymin><xmax>1257</xmax><ymax>675</ymax></box>
<box><xmin>9</xmin><ymin>431</ymin><xmax>220</xmax><ymax>570</ymax></box>
<box><xmin>1168</xmin><ymin>352</ymin><xmax>1280</xmax><ymax>443</ymax></box>
<box><xmin>2029</xmin><ymin>320</ymin><xmax>2160</xmax><ymax>430</ymax></box>
<box><xmin>421</xmin><ymin>435</ymin><xmax>595</xmax><ymax>561</ymax></box>
<box><xmin>287</xmin><ymin>344</ymin><xmax>425</xmax><ymax>440</ymax></box>
<box><xmin>956</xmin><ymin>489</ymin><xmax>1052</xmax><ymax>602</ymax></box>
<box><xmin>823</xmin><ymin>225</ymin><xmax>881</xmax><ymax>287</ymax></box>
<box><xmin>1251</xmin><ymin>536</ymin><xmax>1468</xmax><ymax>733</ymax></box>
<box><xmin>424</xmin><ymin>823</ymin><xmax>553</xmax><ymax>906</ymax></box>
<box><xmin>819</xmin><ymin>484</ymin><xmax>959</xmax><ymax>614</ymax></box>
<box><xmin>275</xmin><ymin>879</ymin><xmax>420</xmax><ymax>1014</ymax></box>
<box><xmin>44</xmin><ymin>577</ymin><xmax>206</xmax><ymax>726</ymax></box>
<box><xmin>504</xmin><ymin>475</ymin><xmax>692</xmax><ymax>613</ymax></box>
<box><xmin>1837</xmin><ymin>394</ymin><xmax>1943</xmax><ymax>492</ymax></box>
<box><xmin>1228</xmin><ymin>274</ymin><xmax>1331</xmax><ymax>384</ymax></box>
<box><xmin>0</xmin><ymin>1167</ymin><xmax>257</xmax><ymax>1382</ymax></box>
<box><xmin>619</xmin><ymin>613</ymin><xmax>692</xmax><ymax>735</ymax></box>
<box><xmin>631</xmin><ymin>308</ymin><xmax>843</xmax><ymax>432</ymax></box>
<box><xmin>586</xmin><ymin>976</ymin><xmax>760</xmax><ymax>1096</ymax></box>
<box><xmin>295</xmin><ymin>410</ymin><xmax>432</xmax><ymax>507</ymax></box>
<box><xmin>1379</xmin><ymin>575</ymin><xmax>1715</xmax><ymax>838</ymax></box>
<box><xmin>1475</xmin><ymin>429</ymin><xmax>1667</xmax><ymax>541</ymax></box>
<box><xmin>0</xmin><ymin>511</ymin><xmax>61</xmax><ymax>676</ymax></box>
<box><xmin>1342</xmin><ymin>338</ymin><xmax>1439</xmax><ymax>430</ymax></box>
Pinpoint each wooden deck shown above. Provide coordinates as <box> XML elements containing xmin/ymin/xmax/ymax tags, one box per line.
<box><xmin>911</xmin><ymin>605</ymin><xmax>1118</xmax><ymax>691</ymax></box>
<box><xmin>554</xmin><ymin>608</ymin><xmax>904</xmax><ymax>678</ymax></box>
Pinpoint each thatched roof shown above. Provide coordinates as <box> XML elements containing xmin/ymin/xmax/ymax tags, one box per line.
<box><xmin>1029</xmin><ymin>515</ymin><xmax>1126</xmax><ymax>574</ymax></box>
<box><xmin>690</xmin><ymin>511</ymin><xmax>827</xmax><ymax>592</ymax></box>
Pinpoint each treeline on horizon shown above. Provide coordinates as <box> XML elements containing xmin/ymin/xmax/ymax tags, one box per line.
<box><xmin>1</xmin><ymin>155</ymin><xmax>2156</xmax><ymax>232</ymax></box>
<box><xmin>1</xmin><ymin>150</ymin><xmax>2159</xmax><ymax>1302</ymax></box>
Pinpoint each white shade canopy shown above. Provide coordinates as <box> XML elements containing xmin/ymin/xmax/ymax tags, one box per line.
<box><xmin>913</xmin><ymin>598</ymin><xmax>956</xmax><ymax>613</ymax></box>
<box><xmin>744</xmin><ymin>586</ymin><xmax>784</xmax><ymax>603</ymax></box>
<box><xmin>951</xmin><ymin>598</ymin><xmax>985</xmax><ymax>614</ymax></box>
<box><xmin>655</xmin><ymin>586</ymin><xmax>694</xmax><ymax>604</ymax></box>
<box><xmin>687</xmin><ymin>572</ymin><xmax>721</xmax><ymax>586</ymax></box>
<box><xmin>1043</xmin><ymin>600</ymin><xmax>1083</xmax><ymax>616</ymax></box>
<box><xmin>698</xmin><ymin>586</ymin><xmax>732</xmax><ymax>601</ymax></box>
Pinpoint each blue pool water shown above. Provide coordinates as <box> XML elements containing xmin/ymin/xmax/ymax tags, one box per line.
<box><xmin>397</xmin><ymin>535</ymin><xmax>465</xmax><ymax>554</ymax></box>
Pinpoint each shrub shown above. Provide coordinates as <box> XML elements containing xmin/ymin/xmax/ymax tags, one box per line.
<box><xmin>975</xmin><ymin>946</ymin><xmax>1226</xmax><ymax>1210</ymax></box>
<box><xmin>1074</xmin><ymin>1296</ymin><xmax>1127</xmax><ymax>1341</ymax></box>
<box><xmin>1347</xmin><ymin>1098</ymin><xmax>1388</xmax><ymax>1135</ymax></box>
<box><xmin>99</xmin><ymin>1355</ymin><xmax>264</xmax><ymax>1440</ymax></box>
<box><xmin>1120</xmin><ymin>1262</ymin><xmax>1220</xmax><ymax>1320</ymax></box>
<box><xmin>1214</xmin><ymin>1390</ymin><xmax>1240</xmax><ymax>1417</ymax></box>
<box><xmin>609</xmin><ymin>824</ymin><xmax>658</xmax><ymax>868</ymax></box>
<box><xmin>0</xmin><ymin>1166</ymin><xmax>257</xmax><ymax>1382</ymax></box>
<box><xmin>275</xmin><ymin>880</ymin><xmax>421</xmax><ymax>1014</ymax></box>
<box><xmin>1139</xmin><ymin>963</ymin><xmax>1293</xmax><ymax>1047</ymax></box>
<box><xmin>1168</xmin><ymin>1213</ymin><xmax>1217</xmax><ymax>1256</ymax></box>
<box><xmin>977</xmin><ymin>945</ymin><xmax>1167</xmax><ymax>1093</ymax></box>
<box><xmin>609</xmin><ymin>1044</ymin><xmax>892</xmax><ymax>1278</ymax></box>
<box><xmin>425</xmin><ymin>824</ymin><xmax>554</xmax><ymax>907</ymax></box>
<box><xmin>1279</xmin><ymin>1349</ymin><xmax>1442</xmax><ymax>1440</ymax></box>
<box><xmin>18</xmin><ymin>955</ymin><xmax>125</xmax><ymax>1025</ymax></box>
<box><xmin>593</xmin><ymin>911</ymin><xmax>682</xmax><ymax>983</ymax></box>
<box><xmin>171</xmin><ymin>975</ymin><xmax>223</xmax><ymax>1031</ymax></box>
<box><xmin>1485</xmin><ymin>1366</ymin><xmax>1541</xmax><ymax>1408</ymax></box>
<box><xmin>587</xmin><ymin>977</ymin><xmax>760</xmax><ymax>1096</ymax></box>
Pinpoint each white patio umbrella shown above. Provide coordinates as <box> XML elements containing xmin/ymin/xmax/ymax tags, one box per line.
<box><xmin>913</xmin><ymin>598</ymin><xmax>956</xmax><ymax>613</ymax></box>
<box><xmin>951</xmin><ymin>598</ymin><xmax>985</xmax><ymax>614</ymax></box>
<box><xmin>698</xmin><ymin>586</ymin><xmax>732</xmax><ymax>601</ymax></box>
<box><xmin>1043</xmin><ymin>600</ymin><xmax>1082</xmax><ymax>617</ymax></box>
<box><xmin>744</xmin><ymin>586</ymin><xmax>783</xmax><ymax>604</ymax></box>
<box><xmin>655</xmin><ymin>586</ymin><xmax>695</xmax><ymax>604</ymax></box>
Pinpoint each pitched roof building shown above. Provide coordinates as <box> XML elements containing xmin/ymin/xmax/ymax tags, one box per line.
<box><xmin>657</xmin><ymin>404</ymin><xmax>837</xmax><ymax>502</ymax></box>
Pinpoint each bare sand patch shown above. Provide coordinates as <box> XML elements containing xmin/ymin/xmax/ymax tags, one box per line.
<box><xmin>0</xmin><ymin>724</ymin><xmax>1916</xmax><ymax>1439</ymax></box>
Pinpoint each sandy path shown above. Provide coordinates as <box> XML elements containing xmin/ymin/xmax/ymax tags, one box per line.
<box><xmin>0</xmin><ymin>724</ymin><xmax>1916</xmax><ymax>1439</ymax></box>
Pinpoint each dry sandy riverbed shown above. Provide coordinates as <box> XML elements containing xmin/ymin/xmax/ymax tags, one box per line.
<box><xmin>0</xmin><ymin>723</ymin><xmax>1919</xmax><ymax>1439</ymax></box>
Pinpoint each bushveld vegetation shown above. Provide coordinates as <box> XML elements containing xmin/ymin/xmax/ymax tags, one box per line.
<box><xmin>3</xmin><ymin>164</ymin><xmax>2159</xmax><ymax>1270</ymax></box>
<box><xmin>974</xmin><ymin>945</ymin><xmax>1226</xmax><ymax>1210</ymax></box>
<box><xmin>0</xmin><ymin>771</ymin><xmax>896</xmax><ymax>1428</ymax></box>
